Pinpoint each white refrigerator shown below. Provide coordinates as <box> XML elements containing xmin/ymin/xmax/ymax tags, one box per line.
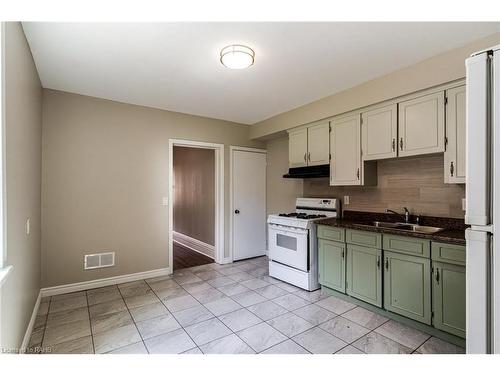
<box><xmin>466</xmin><ymin>44</ymin><xmax>500</xmax><ymax>354</ymax></box>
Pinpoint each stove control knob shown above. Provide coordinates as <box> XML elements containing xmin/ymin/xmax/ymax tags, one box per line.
<box><xmin>234</xmin><ymin>209</ymin><xmax>240</xmax><ymax>214</ymax></box>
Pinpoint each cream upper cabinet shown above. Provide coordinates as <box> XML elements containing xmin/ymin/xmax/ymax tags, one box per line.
<box><xmin>307</xmin><ymin>122</ymin><xmax>330</xmax><ymax>166</ymax></box>
<box><xmin>361</xmin><ymin>104</ymin><xmax>398</xmax><ymax>160</ymax></box>
<box><xmin>288</xmin><ymin>128</ymin><xmax>308</xmax><ymax>167</ymax></box>
<box><xmin>330</xmin><ymin>114</ymin><xmax>362</xmax><ymax>186</ymax></box>
<box><xmin>444</xmin><ymin>85</ymin><xmax>466</xmax><ymax>184</ymax></box>
<box><xmin>398</xmin><ymin>91</ymin><xmax>445</xmax><ymax>157</ymax></box>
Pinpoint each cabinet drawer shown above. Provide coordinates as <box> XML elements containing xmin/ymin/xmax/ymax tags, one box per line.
<box><xmin>317</xmin><ymin>225</ymin><xmax>345</xmax><ymax>242</ymax></box>
<box><xmin>431</xmin><ymin>242</ymin><xmax>466</xmax><ymax>266</ymax></box>
<box><xmin>346</xmin><ymin>229</ymin><xmax>382</xmax><ymax>248</ymax></box>
<box><xmin>383</xmin><ymin>235</ymin><xmax>431</xmax><ymax>258</ymax></box>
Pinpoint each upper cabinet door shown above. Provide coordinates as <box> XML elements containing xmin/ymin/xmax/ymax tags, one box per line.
<box><xmin>288</xmin><ymin>128</ymin><xmax>308</xmax><ymax>167</ymax></box>
<box><xmin>398</xmin><ymin>91</ymin><xmax>445</xmax><ymax>157</ymax></box>
<box><xmin>361</xmin><ymin>104</ymin><xmax>398</xmax><ymax>160</ymax></box>
<box><xmin>444</xmin><ymin>86</ymin><xmax>466</xmax><ymax>184</ymax></box>
<box><xmin>307</xmin><ymin>122</ymin><xmax>330</xmax><ymax>166</ymax></box>
<box><xmin>330</xmin><ymin>114</ymin><xmax>362</xmax><ymax>186</ymax></box>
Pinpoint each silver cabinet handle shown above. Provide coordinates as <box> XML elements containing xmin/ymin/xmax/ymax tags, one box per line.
<box><xmin>436</xmin><ymin>268</ymin><xmax>440</xmax><ymax>284</ymax></box>
<box><xmin>400</xmin><ymin>138</ymin><xmax>403</xmax><ymax>151</ymax></box>
<box><xmin>304</xmin><ymin>153</ymin><xmax>307</xmax><ymax>162</ymax></box>
<box><xmin>385</xmin><ymin>258</ymin><xmax>389</xmax><ymax>270</ymax></box>
<box><xmin>450</xmin><ymin>161</ymin><xmax>454</xmax><ymax>177</ymax></box>
<box><xmin>308</xmin><ymin>152</ymin><xmax>311</xmax><ymax>161</ymax></box>
<box><xmin>392</xmin><ymin>139</ymin><xmax>396</xmax><ymax>152</ymax></box>
<box><xmin>377</xmin><ymin>256</ymin><xmax>381</xmax><ymax>269</ymax></box>
<box><xmin>356</xmin><ymin>168</ymin><xmax>360</xmax><ymax>180</ymax></box>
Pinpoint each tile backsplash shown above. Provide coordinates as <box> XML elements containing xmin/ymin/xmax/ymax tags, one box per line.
<box><xmin>303</xmin><ymin>154</ymin><xmax>465</xmax><ymax>218</ymax></box>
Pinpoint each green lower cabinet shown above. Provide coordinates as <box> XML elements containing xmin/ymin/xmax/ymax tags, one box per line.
<box><xmin>346</xmin><ymin>244</ymin><xmax>382</xmax><ymax>307</ymax></box>
<box><xmin>384</xmin><ymin>251</ymin><xmax>432</xmax><ymax>325</ymax></box>
<box><xmin>318</xmin><ymin>239</ymin><xmax>346</xmax><ymax>293</ymax></box>
<box><xmin>432</xmin><ymin>261</ymin><xmax>466</xmax><ymax>338</ymax></box>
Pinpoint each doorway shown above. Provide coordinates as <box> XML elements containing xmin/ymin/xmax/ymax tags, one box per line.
<box><xmin>230</xmin><ymin>146</ymin><xmax>267</xmax><ymax>261</ymax></box>
<box><xmin>168</xmin><ymin>140</ymin><xmax>225</xmax><ymax>272</ymax></box>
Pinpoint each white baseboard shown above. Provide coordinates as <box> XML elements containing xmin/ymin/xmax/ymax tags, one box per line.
<box><xmin>20</xmin><ymin>291</ymin><xmax>41</xmax><ymax>353</ymax></box>
<box><xmin>40</xmin><ymin>267</ymin><xmax>171</xmax><ymax>298</ymax></box>
<box><xmin>173</xmin><ymin>231</ymin><xmax>215</xmax><ymax>259</ymax></box>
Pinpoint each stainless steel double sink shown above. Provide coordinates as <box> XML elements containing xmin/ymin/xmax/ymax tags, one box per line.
<box><xmin>358</xmin><ymin>221</ymin><xmax>444</xmax><ymax>234</ymax></box>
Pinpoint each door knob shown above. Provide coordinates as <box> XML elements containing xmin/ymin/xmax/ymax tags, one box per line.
<box><xmin>234</xmin><ymin>209</ymin><xmax>240</xmax><ymax>214</ymax></box>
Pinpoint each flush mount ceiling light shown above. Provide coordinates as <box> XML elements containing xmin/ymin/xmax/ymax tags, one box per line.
<box><xmin>220</xmin><ymin>44</ymin><xmax>255</xmax><ymax>69</ymax></box>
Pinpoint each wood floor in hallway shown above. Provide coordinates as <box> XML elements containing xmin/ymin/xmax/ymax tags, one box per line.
<box><xmin>173</xmin><ymin>242</ymin><xmax>214</xmax><ymax>271</ymax></box>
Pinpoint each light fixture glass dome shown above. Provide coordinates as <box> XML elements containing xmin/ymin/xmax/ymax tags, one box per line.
<box><xmin>220</xmin><ymin>44</ymin><xmax>255</xmax><ymax>69</ymax></box>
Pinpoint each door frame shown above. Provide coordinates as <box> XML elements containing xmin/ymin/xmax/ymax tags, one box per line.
<box><xmin>168</xmin><ymin>139</ymin><xmax>225</xmax><ymax>271</ymax></box>
<box><xmin>229</xmin><ymin>146</ymin><xmax>267</xmax><ymax>262</ymax></box>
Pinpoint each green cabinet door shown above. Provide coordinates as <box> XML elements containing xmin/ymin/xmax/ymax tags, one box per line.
<box><xmin>346</xmin><ymin>244</ymin><xmax>382</xmax><ymax>307</ymax></box>
<box><xmin>318</xmin><ymin>239</ymin><xmax>346</xmax><ymax>293</ymax></box>
<box><xmin>384</xmin><ymin>251</ymin><xmax>432</xmax><ymax>324</ymax></box>
<box><xmin>432</xmin><ymin>261</ymin><xmax>466</xmax><ymax>338</ymax></box>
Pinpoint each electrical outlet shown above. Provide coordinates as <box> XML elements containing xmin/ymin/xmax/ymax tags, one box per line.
<box><xmin>26</xmin><ymin>217</ymin><xmax>30</xmax><ymax>235</ymax></box>
<box><xmin>344</xmin><ymin>196</ymin><xmax>350</xmax><ymax>205</ymax></box>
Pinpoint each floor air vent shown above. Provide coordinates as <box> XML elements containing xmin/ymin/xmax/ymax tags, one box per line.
<box><xmin>84</xmin><ymin>252</ymin><xmax>115</xmax><ymax>270</ymax></box>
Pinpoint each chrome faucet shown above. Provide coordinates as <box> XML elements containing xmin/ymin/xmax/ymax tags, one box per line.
<box><xmin>385</xmin><ymin>207</ymin><xmax>410</xmax><ymax>223</ymax></box>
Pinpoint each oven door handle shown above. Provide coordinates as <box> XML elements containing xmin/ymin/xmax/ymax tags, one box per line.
<box><xmin>268</xmin><ymin>223</ymin><xmax>308</xmax><ymax>236</ymax></box>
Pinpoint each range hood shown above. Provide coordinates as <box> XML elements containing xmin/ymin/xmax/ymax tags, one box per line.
<box><xmin>283</xmin><ymin>164</ymin><xmax>330</xmax><ymax>179</ymax></box>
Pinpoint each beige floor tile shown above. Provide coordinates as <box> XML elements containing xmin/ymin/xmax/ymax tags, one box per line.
<box><xmin>37</xmin><ymin>302</ymin><xmax>50</xmax><ymax>316</ymax></box>
<box><xmin>219</xmin><ymin>308</ymin><xmax>262</xmax><ymax>332</ymax></box>
<box><xmin>87</xmin><ymin>288</ymin><xmax>122</xmax><ymax>306</ymax></box>
<box><xmin>267</xmin><ymin>312</ymin><xmax>314</xmax><ymax>337</ymax></box>
<box><xmin>207</xmin><ymin>276</ymin><xmax>237</xmax><ymax>288</ymax></box>
<box><xmin>352</xmin><ymin>331</ymin><xmax>412</xmax><ymax>354</ymax></box>
<box><xmin>173</xmin><ymin>273</ymin><xmax>203</xmax><ymax>285</ymax></box>
<box><xmin>416</xmin><ymin>337</ymin><xmax>465</xmax><ymax>354</ymax></box>
<box><xmin>341</xmin><ymin>306</ymin><xmax>389</xmax><ymax>330</ymax></box>
<box><xmin>319</xmin><ymin>316</ymin><xmax>370</xmax><ymax>343</ymax></box>
<box><xmin>217</xmin><ymin>283</ymin><xmax>250</xmax><ymax>297</ymax></box>
<box><xmin>184</xmin><ymin>317</ymin><xmax>232</xmax><ymax>346</ymax></box>
<box><xmin>47</xmin><ymin>335</ymin><xmax>94</xmax><ymax>354</ymax></box>
<box><xmin>190</xmin><ymin>287</ymin><xmax>225</xmax><ymax>304</ymax></box>
<box><xmin>93</xmin><ymin>323</ymin><xmax>141</xmax><ymax>354</ymax></box>
<box><xmin>200</xmin><ymin>334</ymin><xmax>254</xmax><ymax>354</ymax></box>
<box><xmin>129</xmin><ymin>301</ymin><xmax>169</xmax><ymax>322</ymax></box>
<box><xmin>91</xmin><ymin>310</ymin><xmax>133</xmax><ymax>334</ymax></box>
<box><xmin>261</xmin><ymin>339</ymin><xmax>310</xmax><ymax>354</ymax></box>
<box><xmin>315</xmin><ymin>296</ymin><xmax>356</xmax><ymax>315</ymax></box>
<box><xmin>144</xmin><ymin>328</ymin><xmax>196</xmax><ymax>354</ymax></box>
<box><xmin>172</xmin><ymin>305</ymin><xmax>214</xmax><ymax>327</ymax></box>
<box><xmin>374</xmin><ymin>320</ymin><xmax>430</xmax><ymax>350</ymax></box>
<box><xmin>118</xmin><ymin>280</ymin><xmax>151</xmax><ymax>298</ymax></box>
<box><xmin>272</xmin><ymin>294</ymin><xmax>310</xmax><ymax>310</ymax></box>
<box><xmin>292</xmin><ymin>327</ymin><xmax>347</xmax><ymax>354</ymax></box>
<box><xmin>293</xmin><ymin>304</ymin><xmax>337</xmax><ymax>325</ymax></box>
<box><xmin>231</xmin><ymin>290</ymin><xmax>267</xmax><ymax>307</ymax></box>
<box><xmin>136</xmin><ymin>313</ymin><xmax>181</xmax><ymax>339</ymax></box>
<box><xmin>227</xmin><ymin>272</ymin><xmax>254</xmax><ymax>282</ymax></box>
<box><xmin>254</xmin><ymin>284</ymin><xmax>288</xmax><ymax>299</ymax></box>
<box><xmin>240</xmin><ymin>278</ymin><xmax>270</xmax><ymax>290</ymax></box>
<box><xmin>147</xmin><ymin>278</ymin><xmax>179</xmax><ymax>292</ymax></box>
<box><xmin>237</xmin><ymin>322</ymin><xmax>287</xmax><ymax>352</ymax></box>
<box><xmin>181</xmin><ymin>281</ymin><xmax>213</xmax><ymax>294</ymax></box>
<box><xmin>51</xmin><ymin>291</ymin><xmax>86</xmax><ymax>302</ymax></box>
<box><xmin>155</xmin><ymin>286</ymin><xmax>189</xmax><ymax>300</ymax></box>
<box><xmin>195</xmin><ymin>270</ymin><xmax>223</xmax><ymax>281</ymax></box>
<box><xmin>46</xmin><ymin>306</ymin><xmax>89</xmax><ymax>328</ymax></box>
<box><xmin>163</xmin><ymin>294</ymin><xmax>201</xmax><ymax>312</ymax></box>
<box><xmin>203</xmin><ymin>296</ymin><xmax>241</xmax><ymax>316</ymax></box>
<box><xmin>335</xmin><ymin>345</ymin><xmax>364</xmax><ymax>354</ymax></box>
<box><xmin>49</xmin><ymin>295</ymin><xmax>88</xmax><ymax>314</ymax></box>
<box><xmin>247</xmin><ymin>300</ymin><xmax>288</xmax><ymax>321</ymax></box>
<box><xmin>89</xmin><ymin>299</ymin><xmax>127</xmax><ymax>319</ymax></box>
<box><xmin>124</xmin><ymin>289</ymin><xmax>160</xmax><ymax>309</ymax></box>
<box><xmin>108</xmin><ymin>341</ymin><xmax>148</xmax><ymax>354</ymax></box>
<box><xmin>43</xmin><ymin>319</ymin><xmax>91</xmax><ymax>346</ymax></box>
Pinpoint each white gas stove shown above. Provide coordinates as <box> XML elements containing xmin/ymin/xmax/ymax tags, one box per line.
<box><xmin>267</xmin><ymin>198</ymin><xmax>339</xmax><ymax>291</ymax></box>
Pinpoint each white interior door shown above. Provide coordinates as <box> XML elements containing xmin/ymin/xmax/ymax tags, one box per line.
<box><xmin>232</xmin><ymin>149</ymin><xmax>267</xmax><ymax>261</ymax></box>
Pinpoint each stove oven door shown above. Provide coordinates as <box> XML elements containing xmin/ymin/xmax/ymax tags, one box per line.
<box><xmin>268</xmin><ymin>224</ymin><xmax>309</xmax><ymax>272</ymax></box>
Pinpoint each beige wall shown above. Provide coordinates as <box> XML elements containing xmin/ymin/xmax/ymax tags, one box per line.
<box><xmin>251</xmin><ymin>32</ymin><xmax>500</xmax><ymax>140</ymax></box>
<box><xmin>173</xmin><ymin>146</ymin><xmax>215</xmax><ymax>246</ymax></box>
<box><xmin>266</xmin><ymin>137</ymin><xmax>303</xmax><ymax>215</ymax></box>
<box><xmin>1</xmin><ymin>23</ymin><xmax>42</xmax><ymax>351</ymax></box>
<box><xmin>304</xmin><ymin>154</ymin><xmax>465</xmax><ymax>218</ymax></box>
<box><xmin>41</xmin><ymin>89</ymin><xmax>263</xmax><ymax>287</ymax></box>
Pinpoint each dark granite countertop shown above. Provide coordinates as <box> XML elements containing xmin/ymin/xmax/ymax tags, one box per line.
<box><xmin>315</xmin><ymin>211</ymin><xmax>467</xmax><ymax>245</ymax></box>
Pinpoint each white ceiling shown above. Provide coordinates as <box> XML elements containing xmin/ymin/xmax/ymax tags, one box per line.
<box><xmin>23</xmin><ymin>22</ymin><xmax>499</xmax><ymax>124</ymax></box>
